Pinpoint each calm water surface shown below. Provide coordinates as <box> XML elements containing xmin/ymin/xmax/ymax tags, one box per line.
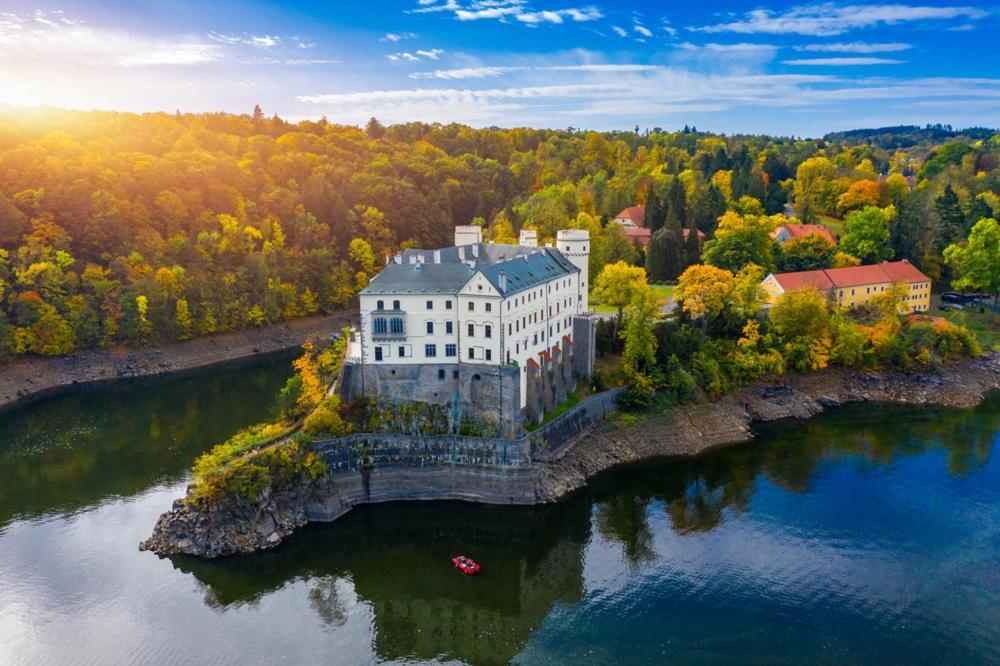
<box><xmin>0</xmin><ymin>358</ymin><xmax>997</xmax><ymax>665</ymax></box>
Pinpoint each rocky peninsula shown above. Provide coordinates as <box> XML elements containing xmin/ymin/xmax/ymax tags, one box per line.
<box><xmin>141</xmin><ymin>352</ymin><xmax>1000</xmax><ymax>559</ymax></box>
<box><xmin>0</xmin><ymin>311</ymin><xmax>356</xmax><ymax>413</ymax></box>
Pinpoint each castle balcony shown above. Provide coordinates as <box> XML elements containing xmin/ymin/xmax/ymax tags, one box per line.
<box><xmin>371</xmin><ymin>310</ymin><xmax>407</xmax><ymax>340</ymax></box>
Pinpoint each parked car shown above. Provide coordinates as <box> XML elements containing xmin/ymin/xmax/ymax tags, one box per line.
<box><xmin>938</xmin><ymin>303</ymin><xmax>964</xmax><ymax>312</ymax></box>
<box><xmin>940</xmin><ymin>292</ymin><xmax>963</xmax><ymax>303</ymax></box>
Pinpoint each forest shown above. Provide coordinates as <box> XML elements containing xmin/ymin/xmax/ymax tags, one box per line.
<box><xmin>0</xmin><ymin>107</ymin><xmax>998</xmax><ymax>359</ymax></box>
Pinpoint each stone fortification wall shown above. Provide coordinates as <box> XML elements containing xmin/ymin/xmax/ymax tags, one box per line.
<box><xmin>339</xmin><ymin>361</ymin><xmax>523</xmax><ymax>437</ymax></box>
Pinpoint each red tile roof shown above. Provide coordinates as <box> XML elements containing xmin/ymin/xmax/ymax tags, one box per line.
<box><xmin>526</xmin><ymin>357</ymin><xmax>540</xmax><ymax>369</ymax></box>
<box><xmin>623</xmin><ymin>226</ymin><xmax>651</xmax><ymax>246</ymax></box>
<box><xmin>771</xmin><ymin>260</ymin><xmax>930</xmax><ymax>292</ymax></box>
<box><xmin>562</xmin><ymin>334</ymin><xmax>573</xmax><ymax>346</ymax></box>
<box><xmin>539</xmin><ymin>350</ymin><xmax>552</xmax><ymax>364</ymax></box>
<box><xmin>773</xmin><ymin>224</ymin><xmax>836</xmax><ymax>245</ymax></box>
<box><xmin>879</xmin><ymin>260</ymin><xmax>930</xmax><ymax>283</ymax></box>
<box><xmin>771</xmin><ymin>269</ymin><xmax>834</xmax><ymax>291</ymax></box>
<box><xmin>613</xmin><ymin>206</ymin><xmax>645</xmax><ymax>225</ymax></box>
<box><xmin>824</xmin><ymin>263</ymin><xmax>895</xmax><ymax>287</ymax></box>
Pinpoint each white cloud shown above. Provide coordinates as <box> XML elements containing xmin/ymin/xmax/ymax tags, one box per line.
<box><xmin>634</xmin><ymin>24</ymin><xmax>653</xmax><ymax>37</ymax></box>
<box><xmin>783</xmin><ymin>57</ymin><xmax>906</xmax><ymax>65</ymax></box>
<box><xmin>380</xmin><ymin>32</ymin><xmax>418</xmax><ymax>42</ymax></box>
<box><xmin>611</xmin><ymin>25</ymin><xmax>628</xmax><ymax>37</ymax></box>
<box><xmin>387</xmin><ymin>48</ymin><xmax>445</xmax><ymax>62</ymax></box>
<box><xmin>415</xmin><ymin>1</ymin><xmax>602</xmax><ymax>25</ymax></box>
<box><xmin>796</xmin><ymin>41</ymin><xmax>912</xmax><ymax>53</ymax></box>
<box><xmin>693</xmin><ymin>4</ymin><xmax>989</xmax><ymax>36</ymax></box>
<box><xmin>121</xmin><ymin>44</ymin><xmax>220</xmax><ymax>66</ymax></box>
<box><xmin>409</xmin><ymin>62</ymin><xmax>666</xmax><ymax>79</ymax></box>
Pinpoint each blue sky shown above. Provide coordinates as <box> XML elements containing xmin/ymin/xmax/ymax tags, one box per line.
<box><xmin>1</xmin><ymin>1</ymin><xmax>998</xmax><ymax>136</ymax></box>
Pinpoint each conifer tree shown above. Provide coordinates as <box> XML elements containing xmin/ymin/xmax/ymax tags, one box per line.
<box><xmin>666</xmin><ymin>177</ymin><xmax>687</xmax><ymax>227</ymax></box>
<box><xmin>683</xmin><ymin>226</ymin><xmax>702</xmax><ymax>269</ymax></box>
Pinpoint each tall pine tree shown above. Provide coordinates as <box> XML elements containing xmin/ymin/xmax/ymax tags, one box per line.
<box><xmin>935</xmin><ymin>185</ymin><xmax>965</xmax><ymax>250</ymax></box>
<box><xmin>683</xmin><ymin>227</ymin><xmax>702</xmax><ymax>269</ymax></box>
<box><xmin>666</xmin><ymin>177</ymin><xmax>687</xmax><ymax>227</ymax></box>
<box><xmin>663</xmin><ymin>213</ymin><xmax>685</xmax><ymax>280</ymax></box>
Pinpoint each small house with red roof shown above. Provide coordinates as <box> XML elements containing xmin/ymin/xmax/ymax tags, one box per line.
<box><xmin>612</xmin><ymin>205</ymin><xmax>645</xmax><ymax>228</ymax></box>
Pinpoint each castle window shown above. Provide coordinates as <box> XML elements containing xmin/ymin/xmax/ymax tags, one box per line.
<box><xmin>446</xmin><ymin>344</ymin><xmax>457</xmax><ymax>357</ymax></box>
<box><xmin>468</xmin><ymin>323</ymin><xmax>475</xmax><ymax>337</ymax></box>
<box><xmin>426</xmin><ymin>321</ymin><xmax>434</xmax><ymax>334</ymax></box>
<box><xmin>398</xmin><ymin>345</ymin><xmax>405</xmax><ymax>357</ymax></box>
<box><xmin>374</xmin><ymin>317</ymin><xmax>388</xmax><ymax>334</ymax></box>
<box><xmin>390</xmin><ymin>317</ymin><xmax>404</xmax><ymax>334</ymax></box>
<box><xmin>468</xmin><ymin>302</ymin><xmax>475</xmax><ymax>312</ymax></box>
<box><xmin>446</xmin><ymin>300</ymin><xmax>453</xmax><ymax>310</ymax></box>
<box><xmin>468</xmin><ymin>348</ymin><xmax>476</xmax><ymax>360</ymax></box>
<box><xmin>377</xmin><ymin>300</ymin><xmax>384</xmax><ymax>310</ymax></box>
<box><xmin>438</xmin><ymin>369</ymin><xmax>445</xmax><ymax>380</ymax></box>
<box><xmin>486</xmin><ymin>349</ymin><xmax>492</xmax><ymax>361</ymax></box>
<box><xmin>393</xmin><ymin>300</ymin><xmax>400</xmax><ymax>310</ymax></box>
<box><xmin>446</xmin><ymin>321</ymin><xmax>453</xmax><ymax>334</ymax></box>
<box><xmin>374</xmin><ymin>347</ymin><xmax>383</xmax><ymax>361</ymax></box>
<box><xmin>426</xmin><ymin>300</ymin><xmax>433</xmax><ymax>310</ymax></box>
<box><xmin>425</xmin><ymin>344</ymin><xmax>437</xmax><ymax>358</ymax></box>
<box><xmin>485</xmin><ymin>325</ymin><xmax>492</xmax><ymax>338</ymax></box>
<box><xmin>485</xmin><ymin>303</ymin><xmax>492</xmax><ymax>312</ymax></box>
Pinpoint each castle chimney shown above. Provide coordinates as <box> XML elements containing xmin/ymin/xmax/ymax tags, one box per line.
<box><xmin>498</xmin><ymin>270</ymin><xmax>507</xmax><ymax>292</ymax></box>
<box><xmin>458</xmin><ymin>246</ymin><xmax>466</xmax><ymax>261</ymax></box>
<box><xmin>471</xmin><ymin>245</ymin><xmax>479</xmax><ymax>258</ymax></box>
<box><xmin>454</xmin><ymin>225</ymin><xmax>483</xmax><ymax>246</ymax></box>
<box><xmin>434</xmin><ymin>249</ymin><xmax>441</xmax><ymax>264</ymax></box>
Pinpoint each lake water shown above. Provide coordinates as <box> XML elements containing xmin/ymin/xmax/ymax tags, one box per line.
<box><xmin>0</xmin><ymin>357</ymin><xmax>997</xmax><ymax>665</ymax></box>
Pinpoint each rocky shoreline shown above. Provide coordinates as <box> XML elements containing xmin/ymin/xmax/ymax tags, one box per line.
<box><xmin>140</xmin><ymin>352</ymin><xmax>1000</xmax><ymax>559</ymax></box>
<box><xmin>0</xmin><ymin>311</ymin><xmax>356</xmax><ymax>414</ymax></box>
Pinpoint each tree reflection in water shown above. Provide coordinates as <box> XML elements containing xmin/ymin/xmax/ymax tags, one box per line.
<box><xmin>171</xmin><ymin>394</ymin><xmax>998</xmax><ymax>664</ymax></box>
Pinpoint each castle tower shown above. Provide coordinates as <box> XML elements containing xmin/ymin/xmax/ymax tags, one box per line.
<box><xmin>556</xmin><ymin>229</ymin><xmax>590</xmax><ymax>312</ymax></box>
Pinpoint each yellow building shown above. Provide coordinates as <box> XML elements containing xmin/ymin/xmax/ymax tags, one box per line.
<box><xmin>761</xmin><ymin>260</ymin><xmax>932</xmax><ymax>312</ymax></box>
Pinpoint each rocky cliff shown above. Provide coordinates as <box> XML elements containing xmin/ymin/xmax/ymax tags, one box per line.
<box><xmin>141</xmin><ymin>353</ymin><xmax>1000</xmax><ymax>558</ymax></box>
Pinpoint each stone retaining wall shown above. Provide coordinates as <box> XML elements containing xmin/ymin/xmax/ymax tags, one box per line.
<box><xmin>312</xmin><ymin>387</ymin><xmax>624</xmax><ymax>473</ymax></box>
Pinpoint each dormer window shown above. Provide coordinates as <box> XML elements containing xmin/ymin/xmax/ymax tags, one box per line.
<box><xmin>393</xmin><ymin>299</ymin><xmax>401</xmax><ymax>310</ymax></box>
<box><xmin>377</xmin><ymin>300</ymin><xmax>385</xmax><ymax>310</ymax></box>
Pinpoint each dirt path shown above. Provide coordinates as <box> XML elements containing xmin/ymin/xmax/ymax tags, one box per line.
<box><xmin>0</xmin><ymin>310</ymin><xmax>357</xmax><ymax>413</ymax></box>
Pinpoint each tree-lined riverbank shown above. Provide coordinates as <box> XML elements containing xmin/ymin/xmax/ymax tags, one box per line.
<box><xmin>0</xmin><ymin>310</ymin><xmax>355</xmax><ymax>413</ymax></box>
<box><xmin>141</xmin><ymin>352</ymin><xmax>1000</xmax><ymax>558</ymax></box>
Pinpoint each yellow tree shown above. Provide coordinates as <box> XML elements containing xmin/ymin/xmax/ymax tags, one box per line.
<box><xmin>594</xmin><ymin>261</ymin><xmax>649</xmax><ymax>323</ymax></box>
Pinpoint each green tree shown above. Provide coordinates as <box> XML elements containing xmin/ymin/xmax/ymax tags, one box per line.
<box><xmin>702</xmin><ymin>211</ymin><xmax>778</xmax><ymax>273</ymax></box>
<box><xmin>935</xmin><ymin>185</ymin><xmax>966</xmax><ymax>248</ymax></box>
<box><xmin>840</xmin><ymin>206</ymin><xmax>893</xmax><ymax>264</ymax></box>
<box><xmin>778</xmin><ymin>233</ymin><xmax>836</xmax><ymax>272</ymax></box>
<box><xmin>944</xmin><ymin>218</ymin><xmax>1000</xmax><ymax>305</ymax></box>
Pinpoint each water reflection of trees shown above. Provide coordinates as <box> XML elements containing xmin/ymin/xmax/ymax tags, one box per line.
<box><xmin>0</xmin><ymin>359</ymin><xmax>292</xmax><ymax>528</ymax></box>
<box><xmin>170</xmin><ymin>396</ymin><xmax>997</xmax><ymax>662</ymax></box>
<box><xmin>173</xmin><ymin>499</ymin><xmax>592</xmax><ymax>666</ymax></box>
<box><xmin>592</xmin><ymin>397</ymin><xmax>998</xmax><ymax>564</ymax></box>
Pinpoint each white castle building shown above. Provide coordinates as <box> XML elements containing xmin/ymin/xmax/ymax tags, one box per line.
<box><xmin>341</xmin><ymin>226</ymin><xmax>596</xmax><ymax>435</ymax></box>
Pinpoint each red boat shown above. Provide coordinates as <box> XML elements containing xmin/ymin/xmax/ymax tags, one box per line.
<box><xmin>452</xmin><ymin>555</ymin><xmax>480</xmax><ymax>576</ymax></box>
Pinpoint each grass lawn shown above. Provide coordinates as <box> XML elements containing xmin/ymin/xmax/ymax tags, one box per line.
<box><xmin>940</xmin><ymin>306</ymin><xmax>1000</xmax><ymax>351</ymax></box>
<box><xmin>815</xmin><ymin>214</ymin><xmax>845</xmax><ymax>236</ymax></box>
<box><xmin>590</xmin><ymin>283</ymin><xmax>674</xmax><ymax>313</ymax></box>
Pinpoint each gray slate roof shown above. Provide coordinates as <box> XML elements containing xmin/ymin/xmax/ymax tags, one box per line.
<box><xmin>361</xmin><ymin>243</ymin><xmax>578</xmax><ymax>297</ymax></box>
